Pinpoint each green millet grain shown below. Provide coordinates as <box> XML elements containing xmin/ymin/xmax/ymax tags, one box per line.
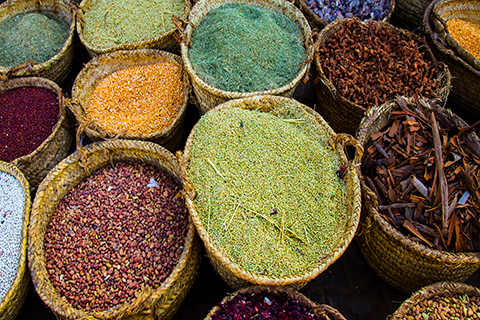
<box><xmin>0</xmin><ymin>12</ymin><xmax>69</xmax><ymax>68</ymax></box>
<box><xmin>187</xmin><ymin>104</ymin><xmax>350</xmax><ymax>278</ymax></box>
<box><xmin>188</xmin><ymin>3</ymin><xmax>307</xmax><ymax>93</ymax></box>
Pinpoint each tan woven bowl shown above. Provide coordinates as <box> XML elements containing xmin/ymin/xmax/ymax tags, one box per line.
<box><xmin>0</xmin><ymin>162</ymin><xmax>31</xmax><ymax>320</ymax></box>
<box><xmin>0</xmin><ymin>77</ymin><xmax>74</xmax><ymax>192</ymax></box>
<box><xmin>294</xmin><ymin>0</ymin><xmax>395</xmax><ymax>29</ymax></box>
<box><xmin>0</xmin><ymin>0</ymin><xmax>76</xmax><ymax>85</ymax></box>
<box><xmin>313</xmin><ymin>18</ymin><xmax>451</xmax><ymax>135</ymax></box>
<box><xmin>28</xmin><ymin>139</ymin><xmax>201</xmax><ymax>320</ymax></box>
<box><xmin>423</xmin><ymin>0</ymin><xmax>480</xmax><ymax>117</ymax></box>
<box><xmin>77</xmin><ymin>0</ymin><xmax>191</xmax><ymax>57</ymax></box>
<box><xmin>390</xmin><ymin>282</ymin><xmax>480</xmax><ymax>319</ymax></box>
<box><xmin>205</xmin><ymin>286</ymin><xmax>347</xmax><ymax>320</ymax></box>
<box><xmin>355</xmin><ymin>97</ymin><xmax>480</xmax><ymax>293</ymax></box>
<box><xmin>179</xmin><ymin>0</ymin><xmax>314</xmax><ymax>114</ymax></box>
<box><xmin>181</xmin><ymin>94</ymin><xmax>363</xmax><ymax>290</ymax></box>
<box><xmin>70</xmin><ymin>49</ymin><xmax>190</xmax><ymax>152</ymax></box>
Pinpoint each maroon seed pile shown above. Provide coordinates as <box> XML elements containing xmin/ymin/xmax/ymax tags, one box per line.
<box><xmin>44</xmin><ymin>161</ymin><xmax>189</xmax><ymax>311</ymax></box>
<box><xmin>317</xmin><ymin>19</ymin><xmax>438</xmax><ymax>108</ymax></box>
<box><xmin>0</xmin><ymin>87</ymin><xmax>59</xmax><ymax>162</ymax></box>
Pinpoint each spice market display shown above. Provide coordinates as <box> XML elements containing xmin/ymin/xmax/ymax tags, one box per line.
<box><xmin>0</xmin><ymin>0</ymin><xmax>479</xmax><ymax>318</ymax></box>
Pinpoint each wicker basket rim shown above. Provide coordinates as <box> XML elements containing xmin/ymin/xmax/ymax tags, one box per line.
<box><xmin>70</xmin><ymin>48</ymin><xmax>190</xmax><ymax>141</ymax></box>
<box><xmin>0</xmin><ymin>0</ymin><xmax>76</xmax><ymax>74</ymax></box>
<box><xmin>183</xmin><ymin>94</ymin><xmax>362</xmax><ymax>286</ymax></box>
<box><xmin>0</xmin><ymin>162</ymin><xmax>31</xmax><ymax>313</ymax></box>
<box><xmin>180</xmin><ymin>0</ymin><xmax>313</xmax><ymax>98</ymax></box>
<box><xmin>27</xmin><ymin>139</ymin><xmax>198</xmax><ymax>319</ymax></box>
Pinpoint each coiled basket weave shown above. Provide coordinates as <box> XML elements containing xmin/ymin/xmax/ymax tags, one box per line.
<box><xmin>0</xmin><ymin>77</ymin><xmax>74</xmax><ymax>192</ymax></box>
<box><xmin>0</xmin><ymin>0</ymin><xmax>76</xmax><ymax>85</ymax></box>
<box><xmin>181</xmin><ymin>95</ymin><xmax>363</xmax><ymax>290</ymax></box>
<box><xmin>178</xmin><ymin>0</ymin><xmax>314</xmax><ymax>114</ymax></box>
<box><xmin>28</xmin><ymin>139</ymin><xmax>201</xmax><ymax>320</ymax></box>
<box><xmin>355</xmin><ymin>97</ymin><xmax>480</xmax><ymax>293</ymax></box>
<box><xmin>0</xmin><ymin>162</ymin><xmax>31</xmax><ymax>320</ymax></box>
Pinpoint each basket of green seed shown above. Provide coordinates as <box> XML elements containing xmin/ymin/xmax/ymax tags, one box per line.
<box><xmin>0</xmin><ymin>161</ymin><xmax>31</xmax><ymax>320</ymax></box>
<box><xmin>0</xmin><ymin>0</ymin><xmax>76</xmax><ymax>85</ymax></box>
<box><xmin>77</xmin><ymin>0</ymin><xmax>191</xmax><ymax>57</ymax></box>
<box><xmin>390</xmin><ymin>282</ymin><xmax>480</xmax><ymax>319</ymax></box>
<box><xmin>178</xmin><ymin>0</ymin><xmax>314</xmax><ymax>114</ymax></box>
<box><xmin>180</xmin><ymin>94</ymin><xmax>363</xmax><ymax>290</ymax></box>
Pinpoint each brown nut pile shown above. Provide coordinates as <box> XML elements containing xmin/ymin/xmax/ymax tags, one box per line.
<box><xmin>405</xmin><ymin>294</ymin><xmax>480</xmax><ymax>320</ymax></box>
<box><xmin>44</xmin><ymin>161</ymin><xmax>189</xmax><ymax>311</ymax></box>
<box><xmin>317</xmin><ymin>19</ymin><xmax>438</xmax><ymax>108</ymax></box>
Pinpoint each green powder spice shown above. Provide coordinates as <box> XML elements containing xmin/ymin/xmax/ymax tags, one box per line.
<box><xmin>187</xmin><ymin>104</ymin><xmax>349</xmax><ymax>278</ymax></box>
<box><xmin>82</xmin><ymin>0</ymin><xmax>185</xmax><ymax>50</ymax></box>
<box><xmin>188</xmin><ymin>3</ymin><xmax>307</xmax><ymax>93</ymax></box>
<box><xmin>0</xmin><ymin>13</ymin><xmax>69</xmax><ymax>68</ymax></box>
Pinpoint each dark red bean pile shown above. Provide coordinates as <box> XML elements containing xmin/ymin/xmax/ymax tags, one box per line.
<box><xmin>317</xmin><ymin>19</ymin><xmax>439</xmax><ymax>108</ymax></box>
<box><xmin>44</xmin><ymin>161</ymin><xmax>189</xmax><ymax>312</ymax></box>
<box><xmin>0</xmin><ymin>87</ymin><xmax>59</xmax><ymax>162</ymax></box>
<box><xmin>211</xmin><ymin>291</ymin><xmax>327</xmax><ymax>320</ymax></box>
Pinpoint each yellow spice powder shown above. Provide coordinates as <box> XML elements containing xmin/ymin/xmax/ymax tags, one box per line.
<box><xmin>446</xmin><ymin>18</ymin><xmax>480</xmax><ymax>61</ymax></box>
<box><xmin>86</xmin><ymin>62</ymin><xmax>184</xmax><ymax>135</ymax></box>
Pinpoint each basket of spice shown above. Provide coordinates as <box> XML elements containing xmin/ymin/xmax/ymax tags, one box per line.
<box><xmin>0</xmin><ymin>77</ymin><xmax>74</xmax><ymax>192</ymax></box>
<box><xmin>313</xmin><ymin>18</ymin><xmax>451</xmax><ymax>135</ymax></box>
<box><xmin>178</xmin><ymin>0</ymin><xmax>314</xmax><ymax>114</ymax></box>
<box><xmin>355</xmin><ymin>96</ymin><xmax>480</xmax><ymax>293</ymax></box>
<box><xmin>28</xmin><ymin>139</ymin><xmax>201</xmax><ymax>320</ymax></box>
<box><xmin>181</xmin><ymin>94</ymin><xmax>362</xmax><ymax>290</ymax></box>
<box><xmin>205</xmin><ymin>286</ymin><xmax>347</xmax><ymax>320</ymax></box>
<box><xmin>69</xmin><ymin>49</ymin><xmax>190</xmax><ymax>152</ymax></box>
<box><xmin>423</xmin><ymin>0</ymin><xmax>480</xmax><ymax>117</ymax></box>
<box><xmin>392</xmin><ymin>0</ymin><xmax>434</xmax><ymax>29</ymax></box>
<box><xmin>295</xmin><ymin>0</ymin><xmax>394</xmax><ymax>30</ymax></box>
<box><xmin>77</xmin><ymin>0</ymin><xmax>190</xmax><ymax>57</ymax></box>
<box><xmin>390</xmin><ymin>282</ymin><xmax>480</xmax><ymax>319</ymax></box>
<box><xmin>0</xmin><ymin>162</ymin><xmax>31</xmax><ymax>320</ymax></box>
<box><xmin>0</xmin><ymin>0</ymin><xmax>76</xmax><ymax>85</ymax></box>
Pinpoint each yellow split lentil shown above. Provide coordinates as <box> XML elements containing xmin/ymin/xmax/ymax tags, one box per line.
<box><xmin>86</xmin><ymin>62</ymin><xmax>184</xmax><ymax>135</ymax></box>
<box><xmin>446</xmin><ymin>18</ymin><xmax>480</xmax><ymax>61</ymax></box>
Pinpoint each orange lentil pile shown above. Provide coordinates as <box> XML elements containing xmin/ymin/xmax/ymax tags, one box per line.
<box><xmin>446</xmin><ymin>18</ymin><xmax>480</xmax><ymax>61</ymax></box>
<box><xmin>86</xmin><ymin>62</ymin><xmax>184</xmax><ymax>135</ymax></box>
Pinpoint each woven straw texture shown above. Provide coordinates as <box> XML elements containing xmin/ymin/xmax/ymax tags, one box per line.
<box><xmin>76</xmin><ymin>0</ymin><xmax>191</xmax><ymax>57</ymax></box>
<box><xmin>181</xmin><ymin>94</ymin><xmax>363</xmax><ymax>291</ymax></box>
<box><xmin>423</xmin><ymin>0</ymin><xmax>480</xmax><ymax>117</ymax></box>
<box><xmin>355</xmin><ymin>97</ymin><xmax>480</xmax><ymax>294</ymax></box>
<box><xmin>0</xmin><ymin>0</ymin><xmax>76</xmax><ymax>86</ymax></box>
<box><xmin>28</xmin><ymin>139</ymin><xmax>201</xmax><ymax>320</ymax></box>
<box><xmin>313</xmin><ymin>18</ymin><xmax>451</xmax><ymax>136</ymax></box>
<box><xmin>205</xmin><ymin>286</ymin><xmax>347</xmax><ymax>320</ymax></box>
<box><xmin>0</xmin><ymin>162</ymin><xmax>31</xmax><ymax>320</ymax></box>
<box><xmin>392</xmin><ymin>0</ymin><xmax>433</xmax><ymax>28</ymax></box>
<box><xmin>0</xmin><ymin>77</ymin><xmax>74</xmax><ymax>192</ymax></box>
<box><xmin>390</xmin><ymin>282</ymin><xmax>480</xmax><ymax>319</ymax></box>
<box><xmin>293</xmin><ymin>0</ymin><xmax>395</xmax><ymax>30</ymax></box>
<box><xmin>69</xmin><ymin>49</ymin><xmax>190</xmax><ymax>152</ymax></box>
<box><xmin>179</xmin><ymin>0</ymin><xmax>314</xmax><ymax>114</ymax></box>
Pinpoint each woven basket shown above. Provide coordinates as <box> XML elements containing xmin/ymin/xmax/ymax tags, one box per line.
<box><xmin>392</xmin><ymin>0</ymin><xmax>434</xmax><ymax>29</ymax></box>
<box><xmin>355</xmin><ymin>97</ymin><xmax>480</xmax><ymax>294</ymax></box>
<box><xmin>293</xmin><ymin>0</ymin><xmax>395</xmax><ymax>30</ymax></box>
<box><xmin>205</xmin><ymin>286</ymin><xmax>347</xmax><ymax>320</ymax></box>
<box><xmin>0</xmin><ymin>77</ymin><xmax>74</xmax><ymax>192</ymax></box>
<box><xmin>313</xmin><ymin>18</ymin><xmax>451</xmax><ymax>135</ymax></box>
<box><xmin>0</xmin><ymin>162</ymin><xmax>31</xmax><ymax>320</ymax></box>
<box><xmin>69</xmin><ymin>49</ymin><xmax>190</xmax><ymax>152</ymax></box>
<box><xmin>181</xmin><ymin>94</ymin><xmax>363</xmax><ymax>290</ymax></box>
<box><xmin>178</xmin><ymin>0</ymin><xmax>314</xmax><ymax>114</ymax></box>
<box><xmin>76</xmin><ymin>0</ymin><xmax>191</xmax><ymax>57</ymax></box>
<box><xmin>0</xmin><ymin>0</ymin><xmax>76</xmax><ymax>85</ymax></box>
<box><xmin>28</xmin><ymin>139</ymin><xmax>201</xmax><ymax>320</ymax></box>
<box><xmin>390</xmin><ymin>282</ymin><xmax>480</xmax><ymax>319</ymax></box>
<box><xmin>423</xmin><ymin>0</ymin><xmax>480</xmax><ymax>117</ymax></box>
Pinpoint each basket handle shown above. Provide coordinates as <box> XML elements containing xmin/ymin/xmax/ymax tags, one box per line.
<box><xmin>172</xmin><ymin>15</ymin><xmax>193</xmax><ymax>47</ymax></box>
<box><xmin>312</xmin><ymin>304</ymin><xmax>347</xmax><ymax>320</ymax></box>
<box><xmin>0</xmin><ymin>60</ymin><xmax>36</xmax><ymax>82</ymax></box>
<box><xmin>330</xmin><ymin>132</ymin><xmax>364</xmax><ymax>168</ymax></box>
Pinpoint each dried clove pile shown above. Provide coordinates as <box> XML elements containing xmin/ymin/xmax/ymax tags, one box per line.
<box><xmin>362</xmin><ymin>97</ymin><xmax>480</xmax><ymax>253</ymax></box>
